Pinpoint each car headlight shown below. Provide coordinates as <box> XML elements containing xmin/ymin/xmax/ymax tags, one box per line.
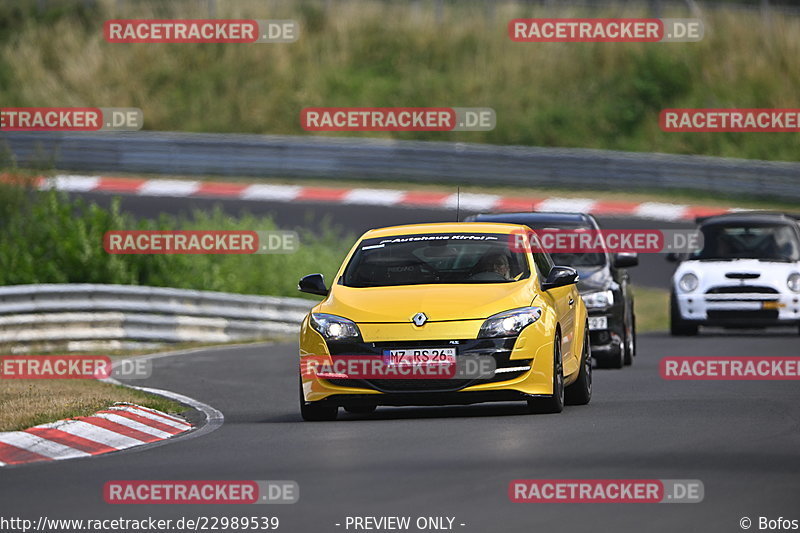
<box><xmin>478</xmin><ymin>307</ymin><xmax>542</xmax><ymax>338</ymax></box>
<box><xmin>678</xmin><ymin>273</ymin><xmax>699</xmax><ymax>293</ymax></box>
<box><xmin>582</xmin><ymin>290</ymin><xmax>615</xmax><ymax>309</ymax></box>
<box><xmin>310</xmin><ymin>313</ymin><xmax>361</xmax><ymax>341</ymax></box>
<box><xmin>788</xmin><ymin>273</ymin><xmax>800</xmax><ymax>293</ymax></box>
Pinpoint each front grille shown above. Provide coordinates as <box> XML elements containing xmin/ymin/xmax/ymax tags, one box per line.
<box><xmin>323</xmin><ymin>337</ymin><xmax>530</xmax><ymax>393</ymax></box>
<box><xmin>590</xmin><ymin>330</ymin><xmax>611</xmax><ymax>344</ymax></box>
<box><xmin>707</xmin><ymin>309</ymin><xmax>779</xmax><ymax>321</ymax></box>
<box><xmin>706</xmin><ymin>286</ymin><xmax>779</xmax><ymax>294</ymax></box>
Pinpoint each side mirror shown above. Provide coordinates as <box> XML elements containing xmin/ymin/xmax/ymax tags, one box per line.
<box><xmin>541</xmin><ymin>266</ymin><xmax>579</xmax><ymax>291</ymax></box>
<box><xmin>298</xmin><ymin>273</ymin><xmax>328</xmax><ymax>296</ymax></box>
<box><xmin>613</xmin><ymin>252</ymin><xmax>639</xmax><ymax>268</ymax></box>
<box><xmin>665</xmin><ymin>252</ymin><xmax>679</xmax><ymax>263</ymax></box>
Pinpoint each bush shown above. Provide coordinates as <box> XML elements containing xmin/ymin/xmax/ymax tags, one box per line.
<box><xmin>0</xmin><ymin>183</ymin><xmax>350</xmax><ymax>297</ymax></box>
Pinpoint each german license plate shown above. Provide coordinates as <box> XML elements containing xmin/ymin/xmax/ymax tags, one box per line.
<box><xmin>588</xmin><ymin>316</ymin><xmax>608</xmax><ymax>330</ymax></box>
<box><xmin>382</xmin><ymin>348</ymin><xmax>456</xmax><ymax>366</ymax></box>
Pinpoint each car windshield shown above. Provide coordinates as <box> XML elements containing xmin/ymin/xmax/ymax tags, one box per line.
<box><xmin>692</xmin><ymin>223</ymin><xmax>800</xmax><ymax>262</ymax></box>
<box><xmin>341</xmin><ymin>232</ymin><xmax>531</xmax><ymax>287</ymax></box>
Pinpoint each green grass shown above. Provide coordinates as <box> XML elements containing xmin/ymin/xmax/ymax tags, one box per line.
<box><xmin>632</xmin><ymin>286</ymin><xmax>669</xmax><ymax>333</ymax></box>
<box><xmin>2</xmin><ymin>1</ymin><xmax>800</xmax><ymax>161</ymax></box>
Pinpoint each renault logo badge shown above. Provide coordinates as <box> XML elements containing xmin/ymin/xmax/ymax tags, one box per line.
<box><xmin>412</xmin><ymin>312</ymin><xmax>428</xmax><ymax>326</ymax></box>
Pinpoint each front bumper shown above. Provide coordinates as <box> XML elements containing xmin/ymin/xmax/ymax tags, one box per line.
<box><xmin>301</xmin><ymin>335</ymin><xmax>555</xmax><ymax>404</ymax></box>
<box><xmin>675</xmin><ymin>289</ymin><xmax>800</xmax><ymax>327</ymax></box>
<box><xmin>586</xmin><ymin>308</ymin><xmax>624</xmax><ymax>357</ymax></box>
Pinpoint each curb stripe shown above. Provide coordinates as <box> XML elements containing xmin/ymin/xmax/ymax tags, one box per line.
<box><xmin>0</xmin><ymin>432</ymin><xmax>90</xmax><ymax>460</ymax></box>
<box><xmin>97</xmin><ymin>410</ymin><xmax>184</xmax><ymax>435</ymax></box>
<box><xmin>120</xmin><ymin>406</ymin><xmax>192</xmax><ymax>428</ymax></box>
<box><xmin>88</xmin><ymin>413</ymin><xmax>174</xmax><ymax>439</ymax></box>
<box><xmin>0</xmin><ymin>442</ymin><xmax>53</xmax><ymax>465</ymax></box>
<box><xmin>35</xmin><ymin>173</ymin><xmax>737</xmax><ymax>222</ymax></box>
<box><xmin>47</xmin><ymin>420</ymin><xmax>146</xmax><ymax>449</ymax></box>
<box><xmin>95</xmin><ymin>177</ymin><xmax>147</xmax><ymax>192</ymax></box>
<box><xmin>24</xmin><ymin>427</ymin><xmax>117</xmax><ymax>455</ymax></box>
<box><xmin>193</xmin><ymin>182</ymin><xmax>250</xmax><ymax>197</ymax></box>
<box><xmin>296</xmin><ymin>187</ymin><xmax>349</xmax><ymax>202</ymax></box>
<box><xmin>74</xmin><ymin>416</ymin><xmax>163</xmax><ymax>443</ymax></box>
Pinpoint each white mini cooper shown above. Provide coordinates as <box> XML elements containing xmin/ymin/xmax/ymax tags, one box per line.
<box><xmin>669</xmin><ymin>212</ymin><xmax>800</xmax><ymax>336</ymax></box>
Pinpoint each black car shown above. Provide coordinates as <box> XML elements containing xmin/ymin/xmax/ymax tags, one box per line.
<box><xmin>467</xmin><ymin>212</ymin><xmax>638</xmax><ymax>368</ymax></box>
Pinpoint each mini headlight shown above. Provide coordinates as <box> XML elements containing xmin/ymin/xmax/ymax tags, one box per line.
<box><xmin>678</xmin><ymin>273</ymin><xmax>699</xmax><ymax>293</ymax></box>
<box><xmin>478</xmin><ymin>307</ymin><xmax>542</xmax><ymax>338</ymax></box>
<box><xmin>582</xmin><ymin>290</ymin><xmax>615</xmax><ymax>309</ymax></box>
<box><xmin>310</xmin><ymin>313</ymin><xmax>361</xmax><ymax>341</ymax></box>
<box><xmin>788</xmin><ymin>273</ymin><xmax>800</xmax><ymax>293</ymax></box>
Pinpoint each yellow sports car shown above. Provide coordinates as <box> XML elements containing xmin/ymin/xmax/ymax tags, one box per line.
<box><xmin>297</xmin><ymin>222</ymin><xmax>591</xmax><ymax>421</ymax></box>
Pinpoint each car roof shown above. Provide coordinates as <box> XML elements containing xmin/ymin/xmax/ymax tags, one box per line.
<box><xmin>469</xmin><ymin>211</ymin><xmax>596</xmax><ymax>227</ymax></box>
<box><xmin>360</xmin><ymin>222</ymin><xmax>528</xmax><ymax>239</ymax></box>
<box><xmin>697</xmin><ymin>211</ymin><xmax>800</xmax><ymax>226</ymax></box>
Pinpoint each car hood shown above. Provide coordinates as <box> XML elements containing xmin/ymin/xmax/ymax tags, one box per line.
<box><xmin>576</xmin><ymin>266</ymin><xmax>612</xmax><ymax>294</ymax></box>
<box><xmin>315</xmin><ymin>282</ymin><xmax>536</xmax><ymax>323</ymax></box>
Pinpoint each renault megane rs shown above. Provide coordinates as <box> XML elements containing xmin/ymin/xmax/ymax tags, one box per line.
<box><xmin>297</xmin><ymin>222</ymin><xmax>591</xmax><ymax>421</ymax></box>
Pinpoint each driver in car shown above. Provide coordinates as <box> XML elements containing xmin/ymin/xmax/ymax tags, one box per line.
<box><xmin>476</xmin><ymin>252</ymin><xmax>511</xmax><ymax>280</ymax></box>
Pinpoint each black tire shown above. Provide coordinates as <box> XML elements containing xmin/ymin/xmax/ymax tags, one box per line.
<box><xmin>670</xmin><ymin>291</ymin><xmax>699</xmax><ymax>336</ymax></box>
<box><xmin>299</xmin><ymin>380</ymin><xmax>338</xmax><ymax>421</ymax></box>
<box><xmin>623</xmin><ymin>314</ymin><xmax>635</xmax><ymax>366</ymax></box>
<box><xmin>527</xmin><ymin>332</ymin><xmax>564</xmax><ymax>414</ymax></box>
<box><xmin>344</xmin><ymin>405</ymin><xmax>377</xmax><ymax>415</ymax></box>
<box><xmin>565</xmin><ymin>323</ymin><xmax>592</xmax><ymax>406</ymax></box>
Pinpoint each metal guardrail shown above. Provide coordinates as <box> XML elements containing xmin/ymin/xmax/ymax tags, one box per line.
<box><xmin>3</xmin><ymin>131</ymin><xmax>800</xmax><ymax>200</ymax></box>
<box><xmin>0</xmin><ymin>284</ymin><xmax>315</xmax><ymax>351</ymax></box>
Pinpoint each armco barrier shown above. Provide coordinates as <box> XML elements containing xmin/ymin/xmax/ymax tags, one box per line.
<box><xmin>2</xmin><ymin>131</ymin><xmax>800</xmax><ymax>200</ymax></box>
<box><xmin>0</xmin><ymin>284</ymin><xmax>315</xmax><ymax>351</ymax></box>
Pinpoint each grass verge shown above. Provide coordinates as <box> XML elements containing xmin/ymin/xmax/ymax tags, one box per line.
<box><xmin>0</xmin><ymin>376</ymin><xmax>184</xmax><ymax>432</ymax></box>
<box><xmin>3</xmin><ymin>1</ymin><xmax>800</xmax><ymax>161</ymax></box>
<box><xmin>632</xmin><ymin>286</ymin><xmax>670</xmax><ymax>333</ymax></box>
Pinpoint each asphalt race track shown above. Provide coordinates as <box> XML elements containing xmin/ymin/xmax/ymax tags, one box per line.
<box><xmin>1</xmin><ymin>333</ymin><xmax>798</xmax><ymax>533</ymax></box>
<box><xmin>4</xmin><ymin>190</ymin><xmax>796</xmax><ymax>533</ymax></box>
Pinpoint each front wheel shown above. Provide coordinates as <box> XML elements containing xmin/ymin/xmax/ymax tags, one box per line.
<box><xmin>300</xmin><ymin>380</ymin><xmax>338</xmax><ymax>421</ymax></box>
<box><xmin>623</xmin><ymin>314</ymin><xmax>635</xmax><ymax>366</ymax></box>
<box><xmin>527</xmin><ymin>333</ymin><xmax>564</xmax><ymax>414</ymax></box>
<box><xmin>670</xmin><ymin>291</ymin><xmax>698</xmax><ymax>336</ymax></box>
<box><xmin>565</xmin><ymin>324</ymin><xmax>592</xmax><ymax>406</ymax></box>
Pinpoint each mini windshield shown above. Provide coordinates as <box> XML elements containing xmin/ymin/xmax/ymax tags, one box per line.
<box><xmin>692</xmin><ymin>223</ymin><xmax>800</xmax><ymax>262</ymax></box>
<box><xmin>341</xmin><ymin>233</ymin><xmax>531</xmax><ymax>287</ymax></box>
